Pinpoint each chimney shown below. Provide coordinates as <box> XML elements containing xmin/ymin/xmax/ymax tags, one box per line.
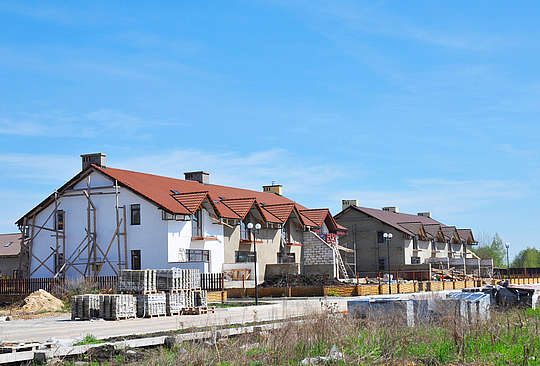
<box><xmin>418</xmin><ymin>212</ymin><xmax>432</xmax><ymax>218</ymax></box>
<box><xmin>184</xmin><ymin>171</ymin><xmax>210</xmax><ymax>184</ymax></box>
<box><xmin>81</xmin><ymin>153</ymin><xmax>106</xmax><ymax>171</ymax></box>
<box><xmin>382</xmin><ymin>206</ymin><xmax>399</xmax><ymax>213</ymax></box>
<box><xmin>342</xmin><ymin>200</ymin><xmax>358</xmax><ymax>211</ymax></box>
<box><xmin>263</xmin><ymin>184</ymin><xmax>282</xmax><ymax>195</ymax></box>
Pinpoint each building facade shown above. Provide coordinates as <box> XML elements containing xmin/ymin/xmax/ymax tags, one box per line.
<box><xmin>335</xmin><ymin>201</ymin><xmax>492</xmax><ymax>276</ymax></box>
<box><xmin>16</xmin><ymin>153</ymin><xmax>346</xmax><ymax>282</ymax></box>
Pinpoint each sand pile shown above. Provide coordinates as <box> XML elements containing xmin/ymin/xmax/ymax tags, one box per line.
<box><xmin>21</xmin><ymin>289</ymin><xmax>64</xmax><ymax>313</ymax></box>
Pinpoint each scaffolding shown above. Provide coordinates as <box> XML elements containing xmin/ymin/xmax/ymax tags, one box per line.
<box><xmin>18</xmin><ymin>177</ymin><xmax>128</xmax><ymax>278</ymax></box>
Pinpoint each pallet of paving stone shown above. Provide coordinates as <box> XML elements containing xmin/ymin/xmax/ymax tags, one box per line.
<box><xmin>100</xmin><ymin>294</ymin><xmax>137</xmax><ymax>320</ymax></box>
<box><xmin>118</xmin><ymin>269</ymin><xmax>157</xmax><ymax>293</ymax></box>
<box><xmin>71</xmin><ymin>294</ymin><xmax>100</xmax><ymax>320</ymax></box>
<box><xmin>181</xmin><ymin>306</ymin><xmax>215</xmax><ymax>315</ymax></box>
<box><xmin>166</xmin><ymin>291</ymin><xmax>186</xmax><ymax>315</ymax></box>
<box><xmin>137</xmin><ymin>292</ymin><xmax>167</xmax><ymax>318</ymax></box>
<box><xmin>194</xmin><ymin>290</ymin><xmax>208</xmax><ymax>307</ymax></box>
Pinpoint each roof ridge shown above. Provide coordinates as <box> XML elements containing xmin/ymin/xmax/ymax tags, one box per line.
<box><xmin>221</xmin><ymin>197</ymin><xmax>256</xmax><ymax>201</ymax></box>
<box><xmin>171</xmin><ymin>190</ymin><xmax>209</xmax><ymax>196</ymax></box>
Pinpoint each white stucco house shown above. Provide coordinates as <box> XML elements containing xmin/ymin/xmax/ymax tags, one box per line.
<box><xmin>16</xmin><ymin>153</ymin><xmax>347</xmax><ymax>282</ymax></box>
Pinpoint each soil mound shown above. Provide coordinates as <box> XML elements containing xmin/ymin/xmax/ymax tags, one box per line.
<box><xmin>21</xmin><ymin>289</ymin><xmax>64</xmax><ymax>313</ymax></box>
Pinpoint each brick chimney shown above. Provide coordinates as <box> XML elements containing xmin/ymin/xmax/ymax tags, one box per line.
<box><xmin>184</xmin><ymin>171</ymin><xmax>210</xmax><ymax>184</ymax></box>
<box><xmin>342</xmin><ymin>200</ymin><xmax>358</xmax><ymax>210</ymax></box>
<box><xmin>81</xmin><ymin>153</ymin><xmax>106</xmax><ymax>171</ymax></box>
<box><xmin>263</xmin><ymin>184</ymin><xmax>282</xmax><ymax>195</ymax></box>
<box><xmin>382</xmin><ymin>206</ymin><xmax>399</xmax><ymax>213</ymax></box>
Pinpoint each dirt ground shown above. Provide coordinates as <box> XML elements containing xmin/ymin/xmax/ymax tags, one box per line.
<box><xmin>0</xmin><ymin>289</ymin><xmax>68</xmax><ymax>320</ymax></box>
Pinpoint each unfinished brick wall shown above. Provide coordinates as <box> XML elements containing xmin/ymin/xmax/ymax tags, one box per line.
<box><xmin>301</xmin><ymin>231</ymin><xmax>336</xmax><ymax>277</ymax></box>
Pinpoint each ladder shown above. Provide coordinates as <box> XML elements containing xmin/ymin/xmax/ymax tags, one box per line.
<box><xmin>333</xmin><ymin>245</ymin><xmax>349</xmax><ymax>280</ymax></box>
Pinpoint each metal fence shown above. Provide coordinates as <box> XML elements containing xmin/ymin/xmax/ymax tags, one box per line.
<box><xmin>200</xmin><ymin>273</ymin><xmax>224</xmax><ymax>291</ymax></box>
<box><xmin>0</xmin><ymin>273</ymin><xmax>224</xmax><ymax>296</ymax></box>
<box><xmin>0</xmin><ymin>276</ymin><xmax>117</xmax><ymax>295</ymax></box>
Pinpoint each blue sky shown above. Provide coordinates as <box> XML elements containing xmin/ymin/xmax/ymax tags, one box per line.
<box><xmin>1</xmin><ymin>1</ymin><xmax>539</xmax><ymax>259</ymax></box>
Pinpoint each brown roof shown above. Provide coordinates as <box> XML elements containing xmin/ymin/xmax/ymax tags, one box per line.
<box><xmin>0</xmin><ymin>233</ymin><xmax>22</xmax><ymax>256</ymax></box>
<box><xmin>423</xmin><ymin>224</ymin><xmax>445</xmax><ymax>241</ymax></box>
<box><xmin>17</xmin><ymin>165</ymin><xmax>344</xmax><ymax>232</ymax></box>
<box><xmin>457</xmin><ymin>229</ymin><xmax>477</xmax><ymax>244</ymax></box>
<box><xmin>398</xmin><ymin>222</ymin><xmax>425</xmax><ymax>238</ymax></box>
<box><xmin>339</xmin><ymin>206</ymin><xmax>440</xmax><ymax>235</ymax></box>
<box><xmin>441</xmin><ymin>226</ymin><xmax>460</xmax><ymax>243</ymax></box>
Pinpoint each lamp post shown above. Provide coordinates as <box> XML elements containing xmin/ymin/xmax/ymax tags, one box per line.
<box><xmin>383</xmin><ymin>232</ymin><xmax>393</xmax><ymax>294</ymax></box>
<box><xmin>247</xmin><ymin>222</ymin><xmax>262</xmax><ymax>305</ymax></box>
<box><xmin>505</xmin><ymin>242</ymin><xmax>510</xmax><ymax>276</ymax></box>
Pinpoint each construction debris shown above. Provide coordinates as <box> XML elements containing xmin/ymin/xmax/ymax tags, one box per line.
<box><xmin>261</xmin><ymin>274</ymin><xmax>344</xmax><ymax>288</ymax></box>
<box><xmin>21</xmin><ymin>290</ymin><xmax>64</xmax><ymax>313</ymax></box>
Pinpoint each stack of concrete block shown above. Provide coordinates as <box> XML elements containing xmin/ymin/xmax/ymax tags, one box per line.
<box><xmin>118</xmin><ymin>269</ymin><xmax>157</xmax><ymax>293</ymax></box>
<box><xmin>194</xmin><ymin>290</ymin><xmax>208</xmax><ymax>307</ymax></box>
<box><xmin>71</xmin><ymin>294</ymin><xmax>100</xmax><ymax>320</ymax></box>
<box><xmin>137</xmin><ymin>292</ymin><xmax>167</xmax><ymax>317</ymax></box>
<box><xmin>166</xmin><ymin>291</ymin><xmax>186</xmax><ymax>315</ymax></box>
<box><xmin>100</xmin><ymin>294</ymin><xmax>137</xmax><ymax>320</ymax></box>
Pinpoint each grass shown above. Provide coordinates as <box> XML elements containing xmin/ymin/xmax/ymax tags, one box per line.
<box><xmin>136</xmin><ymin>307</ymin><xmax>539</xmax><ymax>366</ymax></box>
<box><xmin>73</xmin><ymin>334</ymin><xmax>105</xmax><ymax>346</ymax></box>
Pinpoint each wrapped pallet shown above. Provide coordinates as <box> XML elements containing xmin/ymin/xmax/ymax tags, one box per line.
<box><xmin>100</xmin><ymin>294</ymin><xmax>137</xmax><ymax>320</ymax></box>
<box><xmin>71</xmin><ymin>294</ymin><xmax>101</xmax><ymax>320</ymax></box>
<box><xmin>118</xmin><ymin>269</ymin><xmax>157</xmax><ymax>293</ymax></box>
<box><xmin>137</xmin><ymin>292</ymin><xmax>167</xmax><ymax>317</ymax></box>
<box><xmin>166</xmin><ymin>291</ymin><xmax>186</xmax><ymax>315</ymax></box>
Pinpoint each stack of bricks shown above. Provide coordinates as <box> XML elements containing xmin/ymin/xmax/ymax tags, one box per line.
<box><xmin>136</xmin><ymin>292</ymin><xmax>167</xmax><ymax>317</ymax></box>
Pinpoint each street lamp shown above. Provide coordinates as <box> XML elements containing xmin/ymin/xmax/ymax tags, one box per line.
<box><xmin>383</xmin><ymin>232</ymin><xmax>393</xmax><ymax>294</ymax></box>
<box><xmin>247</xmin><ymin>222</ymin><xmax>262</xmax><ymax>305</ymax></box>
<box><xmin>505</xmin><ymin>242</ymin><xmax>510</xmax><ymax>276</ymax></box>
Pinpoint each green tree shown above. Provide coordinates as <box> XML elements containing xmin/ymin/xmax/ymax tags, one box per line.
<box><xmin>511</xmin><ymin>247</ymin><xmax>540</xmax><ymax>268</ymax></box>
<box><xmin>473</xmin><ymin>233</ymin><xmax>506</xmax><ymax>267</ymax></box>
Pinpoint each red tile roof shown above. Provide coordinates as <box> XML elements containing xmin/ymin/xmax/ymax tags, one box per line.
<box><xmin>17</xmin><ymin>164</ymin><xmax>343</xmax><ymax>232</ymax></box>
<box><xmin>0</xmin><ymin>233</ymin><xmax>22</xmax><ymax>256</ymax></box>
<box><xmin>221</xmin><ymin>198</ymin><xmax>256</xmax><ymax>220</ymax></box>
<box><xmin>261</xmin><ymin>203</ymin><xmax>296</xmax><ymax>223</ymax></box>
<box><xmin>171</xmin><ymin>191</ymin><xmax>209</xmax><ymax>214</ymax></box>
<box><xmin>299</xmin><ymin>209</ymin><xmax>329</xmax><ymax>228</ymax></box>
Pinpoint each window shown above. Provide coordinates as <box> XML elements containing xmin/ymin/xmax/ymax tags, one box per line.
<box><xmin>378</xmin><ymin>257</ymin><xmax>385</xmax><ymax>270</ymax></box>
<box><xmin>55</xmin><ymin>210</ymin><xmax>65</xmax><ymax>231</ymax></box>
<box><xmin>282</xmin><ymin>221</ymin><xmax>290</xmax><ymax>243</ymax></box>
<box><xmin>377</xmin><ymin>231</ymin><xmax>384</xmax><ymax>244</ymax></box>
<box><xmin>413</xmin><ymin>237</ymin><xmax>418</xmax><ymax>250</ymax></box>
<box><xmin>192</xmin><ymin>209</ymin><xmax>203</xmax><ymax>237</ymax></box>
<box><xmin>235</xmin><ymin>251</ymin><xmax>256</xmax><ymax>263</ymax></box>
<box><xmin>240</xmin><ymin>221</ymin><xmax>250</xmax><ymax>241</ymax></box>
<box><xmin>131</xmin><ymin>250</ymin><xmax>141</xmax><ymax>270</ymax></box>
<box><xmin>277</xmin><ymin>252</ymin><xmax>295</xmax><ymax>263</ymax></box>
<box><xmin>130</xmin><ymin>204</ymin><xmax>141</xmax><ymax>225</ymax></box>
<box><xmin>411</xmin><ymin>256</ymin><xmax>421</xmax><ymax>264</ymax></box>
<box><xmin>186</xmin><ymin>249</ymin><xmax>210</xmax><ymax>262</ymax></box>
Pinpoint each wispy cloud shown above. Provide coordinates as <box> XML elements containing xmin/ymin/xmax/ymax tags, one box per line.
<box><xmin>0</xmin><ymin>109</ymin><xmax>185</xmax><ymax>138</ymax></box>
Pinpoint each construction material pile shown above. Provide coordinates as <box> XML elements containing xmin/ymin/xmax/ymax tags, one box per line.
<box><xmin>432</xmin><ymin>268</ymin><xmax>474</xmax><ymax>281</ymax></box>
<box><xmin>72</xmin><ymin>268</ymin><xmax>211</xmax><ymax>320</ymax></box>
<box><xmin>261</xmin><ymin>274</ymin><xmax>345</xmax><ymax>288</ymax></box>
<box><xmin>21</xmin><ymin>289</ymin><xmax>64</xmax><ymax>313</ymax></box>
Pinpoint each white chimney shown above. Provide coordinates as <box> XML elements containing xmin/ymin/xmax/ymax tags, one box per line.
<box><xmin>81</xmin><ymin>153</ymin><xmax>106</xmax><ymax>171</ymax></box>
<box><xmin>382</xmin><ymin>206</ymin><xmax>399</xmax><ymax>213</ymax></box>
<box><xmin>418</xmin><ymin>212</ymin><xmax>432</xmax><ymax>218</ymax></box>
<box><xmin>342</xmin><ymin>200</ymin><xmax>358</xmax><ymax>210</ymax></box>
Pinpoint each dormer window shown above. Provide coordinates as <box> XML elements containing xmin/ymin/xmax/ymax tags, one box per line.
<box><xmin>192</xmin><ymin>208</ymin><xmax>203</xmax><ymax>237</ymax></box>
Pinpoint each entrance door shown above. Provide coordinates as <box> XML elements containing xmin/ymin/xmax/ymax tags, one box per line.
<box><xmin>131</xmin><ymin>250</ymin><xmax>141</xmax><ymax>270</ymax></box>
